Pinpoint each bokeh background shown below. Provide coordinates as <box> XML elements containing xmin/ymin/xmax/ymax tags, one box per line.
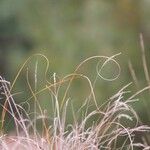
<box><xmin>0</xmin><ymin>0</ymin><xmax>150</xmax><ymax>131</ymax></box>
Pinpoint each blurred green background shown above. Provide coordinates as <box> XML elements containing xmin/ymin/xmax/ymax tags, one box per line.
<box><xmin>0</xmin><ymin>0</ymin><xmax>150</xmax><ymax>130</ymax></box>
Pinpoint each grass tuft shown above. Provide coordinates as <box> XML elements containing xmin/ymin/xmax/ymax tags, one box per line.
<box><xmin>0</xmin><ymin>53</ymin><xmax>150</xmax><ymax>150</ymax></box>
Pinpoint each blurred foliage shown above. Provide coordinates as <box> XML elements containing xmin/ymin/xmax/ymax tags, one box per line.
<box><xmin>0</xmin><ymin>0</ymin><xmax>150</xmax><ymax>129</ymax></box>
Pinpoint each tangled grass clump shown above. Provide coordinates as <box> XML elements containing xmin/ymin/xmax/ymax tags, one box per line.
<box><xmin>0</xmin><ymin>53</ymin><xmax>150</xmax><ymax>150</ymax></box>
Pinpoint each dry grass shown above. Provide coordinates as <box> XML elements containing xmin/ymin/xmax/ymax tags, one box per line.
<box><xmin>0</xmin><ymin>53</ymin><xmax>150</xmax><ymax>150</ymax></box>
